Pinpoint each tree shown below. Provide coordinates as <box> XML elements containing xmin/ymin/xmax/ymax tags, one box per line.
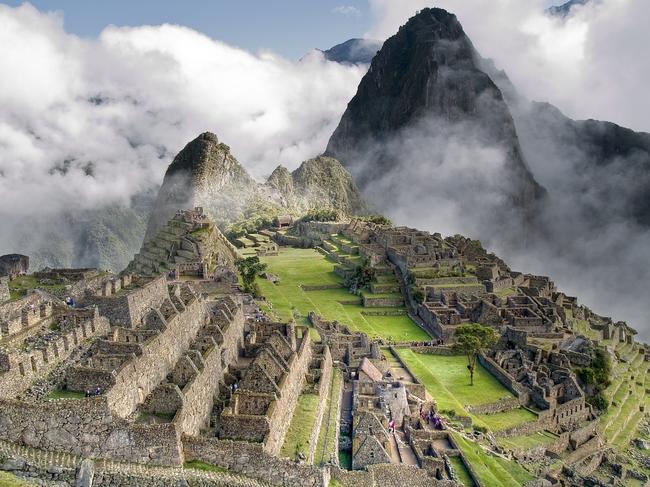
<box><xmin>452</xmin><ymin>323</ymin><xmax>498</xmax><ymax>386</ymax></box>
<box><xmin>235</xmin><ymin>256</ymin><xmax>267</xmax><ymax>294</ymax></box>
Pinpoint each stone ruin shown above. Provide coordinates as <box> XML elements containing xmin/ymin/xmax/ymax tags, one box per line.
<box><xmin>0</xmin><ymin>254</ymin><xmax>29</xmax><ymax>279</ymax></box>
<box><xmin>0</xmin><ymin>211</ymin><xmax>646</xmax><ymax>486</ymax></box>
<box><xmin>126</xmin><ymin>207</ymin><xmax>238</xmax><ymax>280</ymax></box>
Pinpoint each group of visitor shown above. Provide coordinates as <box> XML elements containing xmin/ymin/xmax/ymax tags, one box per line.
<box><xmin>64</xmin><ymin>296</ymin><xmax>75</xmax><ymax>307</ymax></box>
<box><xmin>85</xmin><ymin>386</ymin><xmax>102</xmax><ymax>397</ymax></box>
<box><xmin>420</xmin><ymin>405</ymin><xmax>445</xmax><ymax>430</ymax></box>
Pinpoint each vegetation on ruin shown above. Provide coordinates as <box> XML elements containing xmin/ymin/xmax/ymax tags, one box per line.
<box><xmin>297</xmin><ymin>208</ymin><xmax>343</xmax><ymax>223</ymax></box>
<box><xmin>183</xmin><ymin>460</ymin><xmax>227</xmax><ymax>473</ymax></box>
<box><xmin>0</xmin><ymin>471</ymin><xmax>36</xmax><ymax>487</ymax></box>
<box><xmin>452</xmin><ymin>324</ymin><xmax>498</xmax><ymax>385</ymax></box>
<box><xmin>451</xmin><ymin>433</ymin><xmax>534</xmax><ymax>486</ymax></box>
<box><xmin>354</xmin><ymin>214</ymin><xmax>392</xmax><ymax>225</ymax></box>
<box><xmin>407</xmin><ymin>264</ymin><xmax>473</xmax><ymax>281</ymax></box>
<box><xmin>256</xmin><ymin>248</ymin><xmax>429</xmax><ymax>341</ymax></box>
<box><xmin>577</xmin><ymin>346</ymin><xmax>612</xmax><ymax>411</ymax></box>
<box><xmin>344</xmin><ymin>260</ymin><xmax>375</xmax><ymax>293</ymax></box>
<box><xmin>280</xmin><ymin>393</ymin><xmax>320</xmax><ymax>460</ymax></box>
<box><xmin>447</xmin><ymin>455</ymin><xmax>474</xmax><ymax>486</ymax></box>
<box><xmin>8</xmin><ymin>275</ymin><xmax>66</xmax><ymax>301</ymax></box>
<box><xmin>410</xmin><ymin>286</ymin><xmax>425</xmax><ymax>304</ymax></box>
<box><xmin>315</xmin><ymin>369</ymin><xmax>343</xmax><ymax>466</ymax></box>
<box><xmin>45</xmin><ymin>390</ymin><xmax>85</xmax><ymax>401</ymax></box>
<box><xmin>235</xmin><ymin>256</ymin><xmax>267</xmax><ymax>296</ymax></box>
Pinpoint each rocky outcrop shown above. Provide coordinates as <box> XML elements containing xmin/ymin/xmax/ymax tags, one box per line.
<box><xmin>326</xmin><ymin>8</ymin><xmax>545</xmax><ymax>212</ymax></box>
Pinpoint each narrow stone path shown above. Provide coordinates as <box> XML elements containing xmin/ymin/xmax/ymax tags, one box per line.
<box><xmin>395</xmin><ymin>430</ymin><xmax>419</xmax><ymax>466</ymax></box>
<box><xmin>340</xmin><ymin>381</ymin><xmax>353</xmax><ymax>431</ymax></box>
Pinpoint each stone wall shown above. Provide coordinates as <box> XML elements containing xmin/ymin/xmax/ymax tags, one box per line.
<box><xmin>307</xmin><ymin>346</ymin><xmax>333</xmax><ymax>463</ymax></box>
<box><xmin>0</xmin><ymin>277</ymin><xmax>8</xmax><ymax>303</ymax></box>
<box><xmin>265</xmin><ymin>330</ymin><xmax>313</xmax><ymax>454</ymax></box>
<box><xmin>362</xmin><ymin>295</ymin><xmax>404</xmax><ymax>307</ymax></box>
<box><xmin>466</xmin><ymin>397</ymin><xmax>521</xmax><ymax>415</ymax></box>
<box><xmin>330</xmin><ymin>464</ymin><xmax>457</xmax><ymax>487</ymax></box>
<box><xmin>183</xmin><ymin>435</ymin><xmax>327</xmax><ymax>487</ymax></box>
<box><xmin>0</xmin><ymin>396</ymin><xmax>182</xmax><ymax>465</ymax></box>
<box><xmin>477</xmin><ymin>353</ymin><xmax>528</xmax><ymax>404</ymax></box>
<box><xmin>173</xmin><ymin>300</ymin><xmax>244</xmax><ymax>436</ymax></box>
<box><xmin>85</xmin><ymin>275</ymin><xmax>168</xmax><ymax>328</ymax></box>
<box><xmin>104</xmin><ymin>295</ymin><xmax>206</xmax><ymax>418</ymax></box>
<box><xmin>0</xmin><ymin>311</ymin><xmax>110</xmax><ymax>398</ymax></box>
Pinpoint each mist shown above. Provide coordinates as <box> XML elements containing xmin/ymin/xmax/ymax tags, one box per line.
<box><xmin>0</xmin><ymin>3</ymin><xmax>364</xmax><ymax>269</ymax></box>
<box><xmin>367</xmin><ymin>0</ymin><xmax>650</xmax><ymax>133</ymax></box>
<box><xmin>359</xmin><ymin>1</ymin><xmax>650</xmax><ymax>340</ymax></box>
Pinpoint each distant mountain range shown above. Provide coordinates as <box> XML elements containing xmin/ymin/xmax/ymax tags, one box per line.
<box><xmin>319</xmin><ymin>38</ymin><xmax>383</xmax><ymax>65</ymax></box>
<box><xmin>547</xmin><ymin>0</ymin><xmax>591</xmax><ymax>17</ymax></box>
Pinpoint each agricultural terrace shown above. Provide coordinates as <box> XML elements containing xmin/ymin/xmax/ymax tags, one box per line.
<box><xmin>256</xmin><ymin>247</ymin><xmax>430</xmax><ymax>342</ymax></box>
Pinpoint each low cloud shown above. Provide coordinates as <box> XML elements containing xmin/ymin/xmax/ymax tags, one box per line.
<box><xmin>367</xmin><ymin>0</ymin><xmax>650</xmax><ymax>133</ymax></box>
<box><xmin>0</xmin><ymin>3</ymin><xmax>364</xmax><ymax>220</ymax></box>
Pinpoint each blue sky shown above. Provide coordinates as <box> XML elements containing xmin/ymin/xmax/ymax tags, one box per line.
<box><xmin>1</xmin><ymin>0</ymin><xmax>566</xmax><ymax>59</ymax></box>
<box><xmin>1</xmin><ymin>0</ymin><xmax>373</xmax><ymax>59</ymax></box>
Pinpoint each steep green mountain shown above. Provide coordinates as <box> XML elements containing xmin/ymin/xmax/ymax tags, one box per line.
<box><xmin>143</xmin><ymin>132</ymin><xmax>368</xmax><ymax>243</ymax></box>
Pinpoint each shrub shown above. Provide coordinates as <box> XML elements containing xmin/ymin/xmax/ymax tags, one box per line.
<box><xmin>345</xmin><ymin>260</ymin><xmax>375</xmax><ymax>292</ymax></box>
<box><xmin>411</xmin><ymin>287</ymin><xmax>425</xmax><ymax>304</ymax></box>
<box><xmin>298</xmin><ymin>209</ymin><xmax>342</xmax><ymax>223</ymax></box>
<box><xmin>357</xmin><ymin>214</ymin><xmax>392</xmax><ymax>225</ymax></box>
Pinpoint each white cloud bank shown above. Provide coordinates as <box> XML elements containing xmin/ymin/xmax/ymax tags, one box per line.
<box><xmin>0</xmin><ymin>3</ymin><xmax>365</xmax><ymax>219</ymax></box>
<box><xmin>367</xmin><ymin>0</ymin><xmax>650</xmax><ymax>133</ymax></box>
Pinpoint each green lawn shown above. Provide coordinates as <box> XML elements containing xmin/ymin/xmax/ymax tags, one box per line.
<box><xmin>396</xmin><ymin>350</ymin><xmax>516</xmax><ymax>414</ymax></box>
<box><xmin>475</xmin><ymin>408</ymin><xmax>538</xmax><ymax>431</ymax></box>
<box><xmin>494</xmin><ymin>286</ymin><xmax>519</xmax><ymax>298</ymax></box>
<box><xmin>8</xmin><ymin>275</ymin><xmax>66</xmax><ymax>301</ymax></box>
<box><xmin>447</xmin><ymin>455</ymin><xmax>475</xmax><ymax>486</ymax></box>
<box><xmin>452</xmin><ymin>433</ymin><xmax>534</xmax><ymax>487</ymax></box>
<box><xmin>280</xmin><ymin>393</ymin><xmax>321</xmax><ymax>460</ymax></box>
<box><xmin>315</xmin><ymin>369</ymin><xmax>343</xmax><ymax>466</ymax></box>
<box><xmin>44</xmin><ymin>390</ymin><xmax>86</xmax><ymax>401</ymax></box>
<box><xmin>497</xmin><ymin>431</ymin><xmax>558</xmax><ymax>451</ymax></box>
<box><xmin>0</xmin><ymin>472</ymin><xmax>36</xmax><ymax>487</ymax></box>
<box><xmin>183</xmin><ymin>460</ymin><xmax>227</xmax><ymax>473</ymax></box>
<box><xmin>258</xmin><ymin>248</ymin><xmax>430</xmax><ymax>342</ymax></box>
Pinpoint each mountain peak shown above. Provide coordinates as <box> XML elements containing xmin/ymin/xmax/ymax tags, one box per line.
<box><xmin>326</xmin><ymin>6</ymin><xmax>544</xmax><ymax>230</ymax></box>
<box><xmin>144</xmin><ymin>132</ymin><xmax>256</xmax><ymax>240</ymax></box>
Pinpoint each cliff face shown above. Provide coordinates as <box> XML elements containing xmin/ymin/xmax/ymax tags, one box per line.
<box><xmin>326</xmin><ymin>8</ymin><xmax>545</xmax><ymax>213</ymax></box>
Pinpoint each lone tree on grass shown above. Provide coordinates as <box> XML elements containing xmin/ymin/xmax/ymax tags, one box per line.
<box><xmin>235</xmin><ymin>256</ymin><xmax>267</xmax><ymax>295</ymax></box>
<box><xmin>452</xmin><ymin>323</ymin><xmax>498</xmax><ymax>386</ymax></box>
